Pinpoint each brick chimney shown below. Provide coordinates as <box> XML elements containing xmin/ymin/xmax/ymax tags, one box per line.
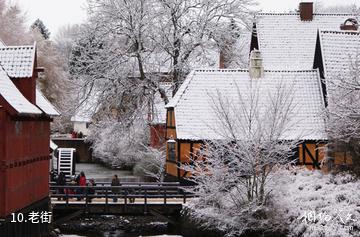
<box><xmin>299</xmin><ymin>2</ymin><xmax>313</xmax><ymax>21</ymax></box>
<box><xmin>219</xmin><ymin>50</ymin><xmax>225</xmax><ymax>69</ymax></box>
<box><xmin>340</xmin><ymin>18</ymin><xmax>359</xmax><ymax>31</ymax></box>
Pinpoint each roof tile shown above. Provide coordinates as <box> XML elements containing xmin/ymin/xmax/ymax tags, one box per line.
<box><xmin>0</xmin><ymin>67</ymin><xmax>41</xmax><ymax>115</ymax></box>
<box><xmin>169</xmin><ymin>69</ymin><xmax>327</xmax><ymax>141</ymax></box>
<box><xmin>255</xmin><ymin>13</ymin><xmax>358</xmax><ymax>70</ymax></box>
<box><xmin>0</xmin><ymin>45</ymin><xmax>35</xmax><ymax>78</ymax></box>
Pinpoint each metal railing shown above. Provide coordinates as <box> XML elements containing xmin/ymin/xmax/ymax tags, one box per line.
<box><xmin>50</xmin><ymin>182</ymin><xmax>195</xmax><ymax>213</ymax></box>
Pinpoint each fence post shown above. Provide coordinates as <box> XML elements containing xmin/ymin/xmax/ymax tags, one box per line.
<box><xmin>164</xmin><ymin>189</ymin><xmax>167</xmax><ymax>205</ymax></box>
<box><xmin>85</xmin><ymin>187</ymin><xmax>88</xmax><ymax>212</ymax></box>
<box><xmin>124</xmin><ymin>189</ymin><xmax>127</xmax><ymax>213</ymax></box>
<box><xmin>182</xmin><ymin>189</ymin><xmax>186</xmax><ymax>204</ymax></box>
<box><xmin>66</xmin><ymin>190</ymin><xmax>69</xmax><ymax>206</ymax></box>
<box><xmin>105</xmin><ymin>188</ymin><xmax>108</xmax><ymax>213</ymax></box>
<box><xmin>144</xmin><ymin>189</ymin><xmax>147</xmax><ymax>214</ymax></box>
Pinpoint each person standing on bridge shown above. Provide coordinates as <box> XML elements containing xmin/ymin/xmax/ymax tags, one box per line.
<box><xmin>86</xmin><ymin>179</ymin><xmax>96</xmax><ymax>203</ymax></box>
<box><xmin>111</xmin><ymin>174</ymin><xmax>120</xmax><ymax>202</ymax></box>
<box><xmin>76</xmin><ymin>171</ymin><xmax>87</xmax><ymax>200</ymax></box>
<box><xmin>56</xmin><ymin>172</ymin><xmax>66</xmax><ymax>200</ymax></box>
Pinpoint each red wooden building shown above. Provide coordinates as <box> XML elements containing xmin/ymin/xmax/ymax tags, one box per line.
<box><xmin>0</xmin><ymin>42</ymin><xmax>59</xmax><ymax>236</ymax></box>
<box><xmin>148</xmin><ymin>82</ymin><xmax>172</xmax><ymax>148</ymax></box>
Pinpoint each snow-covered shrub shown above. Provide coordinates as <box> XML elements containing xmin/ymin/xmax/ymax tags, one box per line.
<box><xmin>133</xmin><ymin>146</ymin><xmax>166</xmax><ymax>182</ymax></box>
<box><xmin>87</xmin><ymin>117</ymin><xmax>149</xmax><ymax>168</ymax></box>
<box><xmin>325</xmin><ymin>53</ymin><xmax>360</xmax><ymax>175</ymax></box>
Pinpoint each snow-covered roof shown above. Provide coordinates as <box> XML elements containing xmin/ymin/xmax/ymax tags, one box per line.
<box><xmin>319</xmin><ymin>30</ymin><xmax>360</xmax><ymax>78</ymax></box>
<box><xmin>50</xmin><ymin>140</ymin><xmax>58</xmax><ymax>151</ymax></box>
<box><xmin>0</xmin><ymin>44</ymin><xmax>36</xmax><ymax>78</ymax></box>
<box><xmin>254</xmin><ymin>13</ymin><xmax>357</xmax><ymax>70</ymax></box>
<box><xmin>36</xmin><ymin>89</ymin><xmax>61</xmax><ymax>116</ymax></box>
<box><xmin>0</xmin><ymin>67</ymin><xmax>42</xmax><ymax>115</ymax></box>
<box><xmin>318</xmin><ymin>30</ymin><xmax>360</xmax><ymax>99</ymax></box>
<box><xmin>151</xmin><ymin>82</ymin><xmax>173</xmax><ymax>124</ymax></box>
<box><xmin>167</xmin><ymin>69</ymin><xmax>327</xmax><ymax>141</ymax></box>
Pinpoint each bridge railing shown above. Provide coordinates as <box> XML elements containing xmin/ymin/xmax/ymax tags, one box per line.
<box><xmin>50</xmin><ymin>183</ymin><xmax>195</xmax><ymax>213</ymax></box>
<box><xmin>50</xmin><ymin>181</ymin><xmax>181</xmax><ymax>187</ymax></box>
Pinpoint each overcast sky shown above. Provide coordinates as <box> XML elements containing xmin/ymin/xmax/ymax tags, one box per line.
<box><xmin>10</xmin><ymin>0</ymin><xmax>360</xmax><ymax>38</ymax></box>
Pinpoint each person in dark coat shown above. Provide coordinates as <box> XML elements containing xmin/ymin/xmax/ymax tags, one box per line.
<box><xmin>111</xmin><ymin>175</ymin><xmax>120</xmax><ymax>202</ymax></box>
<box><xmin>56</xmin><ymin>172</ymin><xmax>66</xmax><ymax>200</ymax></box>
<box><xmin>86</xmin><ymin>179</ymin><xmax>96</xmax><ymax>203</ymax></box>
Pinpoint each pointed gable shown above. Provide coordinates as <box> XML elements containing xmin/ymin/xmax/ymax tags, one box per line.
<box><xmin>0</xmin><ymin>42</ymin><xmax>60</xmax><ymax>117</ymax></box>
<box><xmin>0</xmin><ymin>44</ymin><xmax>36</xmax><ymax>78</ymax></box>
<box><xmin>253</xmin><ymin>13</ymin><xmax>357</xmax><ymax>70</ymax></box>
<box><xmin>316</xmin><ymin>30</ymin><xmax>360</xmax><ymax>102</ymax></box>
<box><xmin>318</xmin><ymin>30</ymin><xmax>360</xmax><ymax>80</ymax></box>
<box><xmin>0</xmin><ymin>67</ymin><xmax>42</xmax><ymax>115</ymax></box>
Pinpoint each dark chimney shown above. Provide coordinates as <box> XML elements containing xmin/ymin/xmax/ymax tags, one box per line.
<box><xmin>299</xmin><ymin>2</ymin><xmax>313</xmax><ymax>21</ymax></box>
<box><xmin>340</xmin><ymin>18</ymin><xmax>359</xmax><ymax>31</ymax></box>
<box><xmin>219</xmin><ymin>50</ymin><xmax>225</xmax><ymax>69</ymax></box>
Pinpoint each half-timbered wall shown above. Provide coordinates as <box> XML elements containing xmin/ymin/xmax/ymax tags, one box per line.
<box><xmin>298</xmin><ymin>142</ymin><xmax>326</xmax><ymax>170</ymax></box>
<box><xmin>165</xmin><ymin>108</ymin><xmax>203</xmax><ymax>178</ymax></box>
<box><xmin>298</xmin><ymin>142</ymin><xmax>352</xmax><ymax>170</ymax></box>
<box><xmin>165</xmin><ymin>110</ymin><xmax>339</xmax><ymax>179</ymax></box>
<box><xmin>333</xmin><ymin>152</ymin><xmax>353</xmax><ymax>165</ymax></box>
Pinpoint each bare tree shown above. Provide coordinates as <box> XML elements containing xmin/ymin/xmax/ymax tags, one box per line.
<box><xmin>29</xmin><ymin>28</ymin><xmax>75</xmax><ymax>132</ymax></box>
<box><xmin>314</xmin><ymin>1</ymin><xmax>359</xmax><ymax>15</ymax></box>
<box><xmin>183</xmin><ymin>80</ymin><xmax>300</xmax><ymax>236</ymax></box>
<box><xmin>154</xmin><ymin>0</ymin><xmax>255</xmax><ymax>92</ymax></box>
<box><xmin>0</xmin><ymin>1</ymin><xmax>73</xmax><ymax>132</ymax></box>
<box><xmin>326</xmin><ymin>53</ymin><xmax>360</xmax><ymax>173</ymax></box>
<box><xmin>69</xmin><ymin>0</ymin><xmax>255</xmax><ymax>166</ymax></box>
<box><xmin>0</xmin><ymin>0</ymin><xmax>28</xmax><ymax>45</ymax></box>
<box><xmin>72</xmin><ymin>0</ymin><xmax>255</xmax><ymax>109</ymax></box>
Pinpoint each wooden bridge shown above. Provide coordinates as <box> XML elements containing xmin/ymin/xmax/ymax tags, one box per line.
<box><xmin>50</xmin><ymin>182</ymin><xmax>195</xmax><ymax>218</ymax></box>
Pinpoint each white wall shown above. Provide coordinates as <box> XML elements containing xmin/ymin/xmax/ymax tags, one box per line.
<box><xmin>73</xmin><ymin>121</ymin><xmax>90</xmax><ymax>136</ymax></box>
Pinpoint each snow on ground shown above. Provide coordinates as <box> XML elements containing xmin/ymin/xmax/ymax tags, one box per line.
<box><xmin>271</xmin><ymin>168</ymin><xmax>360</xmax><ymax>237</ymax></box>
<box><xmin>75</xmin><ymin>163</ymin><xmax>140</xmax><ymax>182</ymax></box>
<box><xmin>186</xmin><ymin>167</ymin><xmax>360</xmax><ymax>236</ymax></box>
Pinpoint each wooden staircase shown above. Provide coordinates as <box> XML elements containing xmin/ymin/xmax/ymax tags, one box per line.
<box><xmin>57</xmin><ymin>148</ymin><xmax>76</xmax><ymax>177</ymax></box>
